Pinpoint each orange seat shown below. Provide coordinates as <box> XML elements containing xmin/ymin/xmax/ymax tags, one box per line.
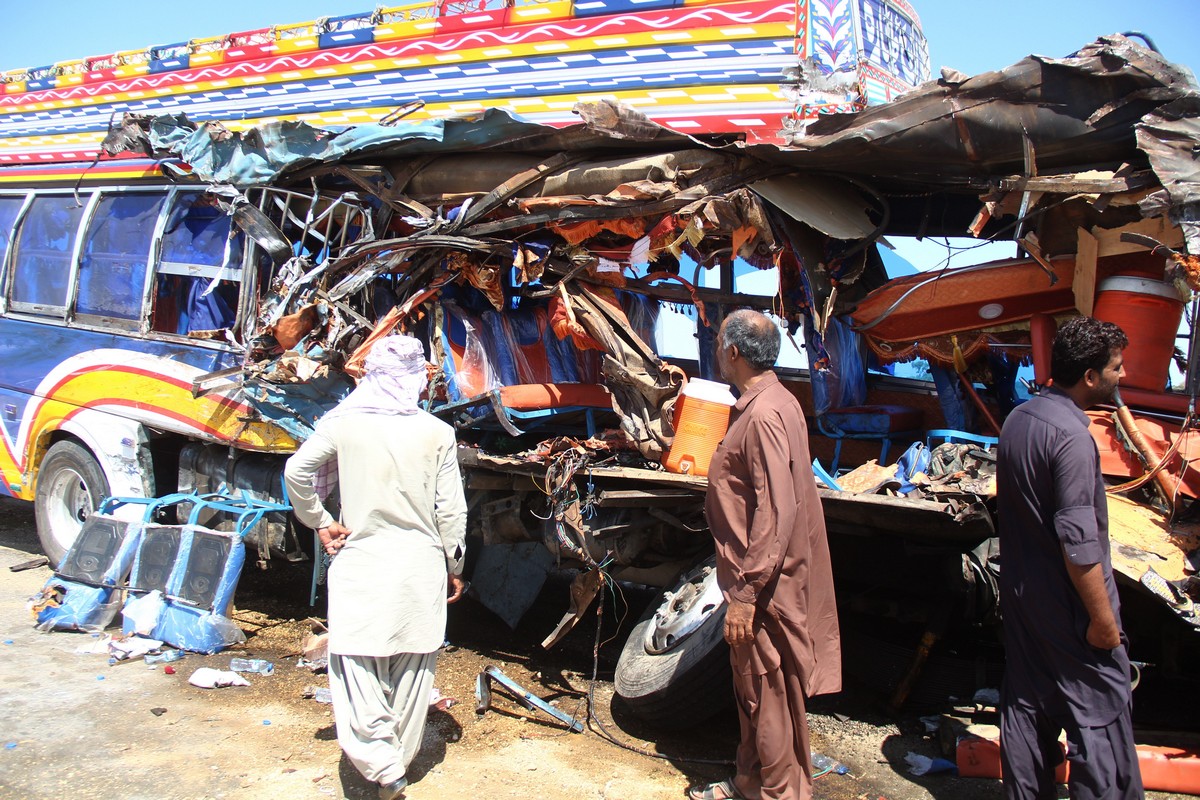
<box><xmin>498</xmin><ymin>383</ymin><xmax>611</xmax><ymax>412</ymax></box>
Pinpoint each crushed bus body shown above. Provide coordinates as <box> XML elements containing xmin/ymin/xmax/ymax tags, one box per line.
<box><xmin>1</xmin><ymin>32</ymin><xmax>1198</xmax><ymax>726</ymax></box>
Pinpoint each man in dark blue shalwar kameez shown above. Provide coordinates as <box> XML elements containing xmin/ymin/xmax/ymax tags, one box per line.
<box><xmin>997</xmin><ymin>316</ymin><xmax>1143</xmax><ymax>800</ymax></box>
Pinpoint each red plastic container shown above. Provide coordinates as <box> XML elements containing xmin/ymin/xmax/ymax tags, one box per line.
<box><xmin>1092</xmin><ymin>275</ymin><xmax>1184</xmax><ymax>392</ymax></box>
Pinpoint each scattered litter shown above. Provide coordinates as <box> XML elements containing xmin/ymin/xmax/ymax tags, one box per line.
<box><xmin>229</xmin><ymin>657</ymin><xmax>274</xmax><ymax>675</ymax></box>
<box><xmin>298</xmin><ymin>620</ymin><xmax>329</xmax><ymax>673</ymax></box>
<box><xmin>145</xmin><ymin>649</ymin><xmax>185</xmax><ymax>665</ymax></box>
<box><xmin>188</xmin><ymin>667</ymin><xmax>251</xmax><ymax>688</ymax></box>
<box><xmin>904</xmin><ymin>752</ymin><xmax>958</xmax><ymax>777</ymax></box>
<box><xmin>150</xmin><ymin>707</ymin><xmax>167</xmax><ymax>716</ymax></box>
<box><xmin>164</xmin><ymin>666</ymin><xmax>176</xmax><ymax>675</ymax></box>
<box><xmin>430</xmin><ymin>687</ymin><xmax>456</xmax><ymax>711</ymax></box>
<box><xmin>972</xmin><ymin>688</ymin><xmax>1000</xmax><ymax>706</ymax></box>
<box><xmin>120</xmin><ymin>592</ymin><xmax>163</xmax><ymax>638</ymax></box>
<box><xmin>75</xmin><ymin>635</ymin><xmax>112</xmax><ymax>655</ymax></box>
<box><xmin>8</xmin><ymin>557</ymin><xmax>48</xmax><ymax>572</ymax></box>
<box><xmin>3</xmin><ymin>640</ymin><xmax>12</xmax><ymax>645</ymax></box>
<box><xmin>110</xmin><ymin>636</ymin><xmax>164</xmax><ymax>662</ymax></box>
<box><xmin>303</xmin><ymin>686</ymin><xmax>333</xmax><ymax>704</ymax></box>
<box><xmin>96</xmin><ymin>675</ymin><xmax>105</xmax><ymax>680</ymax></box>
<box><xmin>919</xmin><ymin>715</ymin><xmax>941</xmax><ymax>733</ymax></box>
<box><xmin>5</xmin><ymin>742</ymin><xmax>16</xmax><ymax>750</ymax></box>
<box><xmin>811</xmin><ymin>752</ymin><xmax>849</xmax><ymax>776</ymax></box>
<box><xmin>262</xmin><ymin>720</ymin><xmax>272</xmax><ymax>726</ymax></box>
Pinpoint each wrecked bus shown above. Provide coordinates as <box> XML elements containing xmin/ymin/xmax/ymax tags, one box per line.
<box><xmin>2</xmin><ymin>31</ymin><xmax>1199</xmax><ymax>726</ymax></box>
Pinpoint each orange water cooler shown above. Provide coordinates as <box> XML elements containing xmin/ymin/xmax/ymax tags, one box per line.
<box><xmin>664</xmin><ymin>378</ymin><xmax>736</xmax><ymax>476</ymax></box>
<box><xmin>1092</xmin><ymin>275</ymin><xmax>1185</xmax><ymax>391</ymax></box>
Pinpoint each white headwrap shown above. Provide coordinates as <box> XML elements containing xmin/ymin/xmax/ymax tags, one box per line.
<box><xmin>323</xmin><ymin>335</ymin><xmax>428</xmax><ymax>422</ymax></box>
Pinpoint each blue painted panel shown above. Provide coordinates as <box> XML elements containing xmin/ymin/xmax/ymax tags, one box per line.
<box><xmin>318</xmin><ymin>28</ymin><xmax>375</xmax><ymax>49</ymax></box>
<box><xmin>573</xmin><ymin>0</ymin><xmax>678</xmax><ymax>17</ymax></box>
<box><xmin>0</xmin><ymin>317</ymin><xmax>242</xmax><ymax>483</ymax></box>
<box><xmin>149</xmin><ymin>55</ymin><xmax>190</xmax><ymax>74</ymax></box>
<box><xmin>0</xmin><ymin>317</ymin><xmax>239</xmax><ymax>395</ymax></box>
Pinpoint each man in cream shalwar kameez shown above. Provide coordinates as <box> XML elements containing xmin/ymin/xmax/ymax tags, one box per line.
<box><xmin>285</xmin><ymin>336</ymin><xmax>467</xmax><ymax>800</ymax></box>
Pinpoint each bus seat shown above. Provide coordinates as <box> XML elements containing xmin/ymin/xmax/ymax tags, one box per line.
<box><xmin>438</xmin><ymin>302</ymin><xmax>612</xmax><ymax>435</ymax></box>
<box><xmin>484</xmin><ymin>306</ymin><xmax>585</xmax><ymax>386</ymax></box>
<box><xmin>440</xmin><ymin>302</ymin><xmax>496</xmax><ymax>402</ymax></box>
<box><xmin>817</xmin><ymin>404</ymin><xmax>925</xmax><ymax>474</ymax></box>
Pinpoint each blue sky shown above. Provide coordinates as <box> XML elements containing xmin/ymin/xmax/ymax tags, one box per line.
<box><xmin>1</xmin><ymin>0</ymin><xmax>1196</xmax><ymax>75</ymax></box>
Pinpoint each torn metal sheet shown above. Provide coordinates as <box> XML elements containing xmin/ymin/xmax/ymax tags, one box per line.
<box><xmin>750</xmin><ymin>176</ymin><xmax>877</xmax><ymax>241</ymax></box>
<box><xmin>469</xmin><ymin>542</ymin><xmax>554</xmax><ymax>629</ymax></box>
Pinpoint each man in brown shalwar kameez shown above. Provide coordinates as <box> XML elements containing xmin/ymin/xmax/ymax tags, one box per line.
<box><xmin>692</xmin><ymin>309</ymin><xmax>842</xmax><ymax>800</ymax></box>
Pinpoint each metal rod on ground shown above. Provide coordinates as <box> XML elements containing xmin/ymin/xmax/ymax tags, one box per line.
<box><xmin>474</xmin><ymin>665</ymin><xmax>584</xmax><ymax>732</ymax></box>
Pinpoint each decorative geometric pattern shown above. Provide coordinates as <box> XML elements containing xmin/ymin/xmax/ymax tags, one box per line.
<box><xmin>0</xmin><ymin>0</ymin><xmax>929</xmax><ymax>163</ymax></box>
<box><xmin>854</xmin><ymin>0</ymin><xmax>929</xmax><ymax>87</ymax></box>
<box><xmin>807</xmin><ymin>0</ymin><xmax>856</xmax><ymax>75</ymax></box>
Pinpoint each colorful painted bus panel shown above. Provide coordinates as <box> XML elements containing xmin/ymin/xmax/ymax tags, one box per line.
<box><xmin>0</xmin><ymin>0</ymin><xmax>931</xmax><ymax>166</ymax></box>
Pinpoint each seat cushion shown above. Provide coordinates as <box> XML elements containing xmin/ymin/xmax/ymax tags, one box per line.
<box><xmin>824</xmin><ymin>405</ymin><xmax>924</xmax><ymax>435</ymax></box>
<box><xmin>498</xmin><ymin>383</ymin><xmax>612</xmax><ymax>412</ymax></box>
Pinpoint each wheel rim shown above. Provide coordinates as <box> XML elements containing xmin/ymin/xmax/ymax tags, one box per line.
<box><xmin>45</xmin><ymin>467</ymin><xmax>94</xmax><ymax>552</ymax></box>
<box><xmin>645</xmin><ymin>557</ymin><xmax>725</xmax><ymax>655</ymax></box>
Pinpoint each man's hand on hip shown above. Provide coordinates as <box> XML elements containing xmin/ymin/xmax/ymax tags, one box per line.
<box><xmin>724</xmin><ymin>598</ymin><xmax>756</xmax><ymax>646</ymax></box>
<box><xmin>318</xmin><ymin>522</ymin><xmax>351</xmax><ymax>556</ymax></box>
<box><xmin>447</xmin><ymin>574</ymin><xmax>468</xmax><ymax>604</ymax></box>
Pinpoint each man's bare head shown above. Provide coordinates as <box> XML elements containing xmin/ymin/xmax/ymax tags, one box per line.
<box><xmin>719</xmin><ymin>310</ymin><xmax>780</xmax><ymax>371</ymax></box>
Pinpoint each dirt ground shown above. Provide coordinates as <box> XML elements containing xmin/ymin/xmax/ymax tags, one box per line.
<box><xmin>0</xmin><ymin>496</ymin><xmax>1191</xmax><ymax>800</ymax></box>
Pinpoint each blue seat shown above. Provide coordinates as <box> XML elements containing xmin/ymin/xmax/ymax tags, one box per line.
<box><xmin>816</xmin><ymin>404</ymin><xmax>925</xmax><ymax>473</ymax></box>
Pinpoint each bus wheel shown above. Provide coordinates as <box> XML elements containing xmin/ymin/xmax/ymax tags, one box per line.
<box><xmin>34</xmin><ymin>440</ymin><xmax>110</xmax><ymax>568</ymax></box>
<box><xmin>613</xmin><ymin>554</ymin><xmax>732</xmax><ymax>728</ymax></box>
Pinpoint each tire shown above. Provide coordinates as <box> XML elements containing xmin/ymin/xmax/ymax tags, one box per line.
<box><xmin>613</xmin><ymin>555</ymin><xmax>733</xmax><ymax>728</ymax></box>
<box><xmin>34</xmin><ymin>440</ymin><xmax>110</xmax><ymax>568</ymax></box>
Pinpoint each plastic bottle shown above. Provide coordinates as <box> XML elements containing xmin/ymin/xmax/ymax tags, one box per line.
<box><xmin>229</xmin><ymin>657</ymin><xmax>274</xmax><ymax>675</ymax></box>
<box><xmin>145</xmin><ymin>650</ymin><xmax>185</xmax><ymax>665</ymax></box>
<box><xmin>811</xmin><ymin>752</ymin><xmax>849</xmax><ymax>776</ymax></box>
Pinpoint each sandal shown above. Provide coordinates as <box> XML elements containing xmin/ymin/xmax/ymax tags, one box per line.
<box><xmin>687</xmin><ymin>778</ymin><xmax>746</xmax><ymax>800</ymax></box>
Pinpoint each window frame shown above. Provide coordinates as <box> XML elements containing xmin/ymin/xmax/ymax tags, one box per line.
<box><xmin>145</xmin><ymin>186</ymin><xmax>248</xmax><ymax>343</ymax></box>
<box><xmin>0</xmin><ymin>183</ymin><xmax>250</xmax><ymax>353</ymax></box>
<box><xmin>0</xmin><ymin>190</ymin><xmax>33</xmax><ymax>318</ymax></box>
<box><xmin>5</xmin><ymin>190</ymin><xmax>96</xmax><ymax>319</ymax></box>
<box><xmin>70</xmin><ymin>186</ymin><xmax>172</xmax><ymax>333</ymax></box>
